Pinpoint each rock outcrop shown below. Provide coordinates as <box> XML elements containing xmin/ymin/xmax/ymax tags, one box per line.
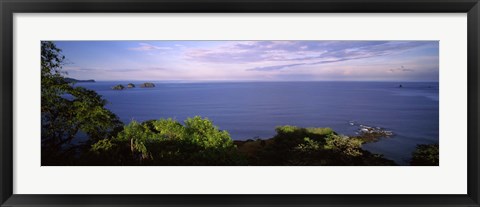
<box><xmin>112</xmin><ymin>84</ymin><xmax>125</xmax><ymax>90</ymax></box>
<box><xmin>140</xmin><ymin>82</ymin><xmax>155</xmax><ymax>88</ymax></box>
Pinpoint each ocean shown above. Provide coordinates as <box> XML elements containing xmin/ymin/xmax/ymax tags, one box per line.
<box><xmin>75</xmin><ymin>81</ymin><xmax>439</xmax><ymax>165</ymax></box>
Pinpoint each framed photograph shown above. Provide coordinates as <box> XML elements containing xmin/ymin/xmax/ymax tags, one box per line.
<box><xmin>1</xmin><ymin>0</ymin><xmax>479</xmax><ymax>206</ymax></box>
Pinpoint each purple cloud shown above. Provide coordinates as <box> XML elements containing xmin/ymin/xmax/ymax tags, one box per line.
<box><xmin>129</xmin><ymin>43</ymin><xmax>172</xmax><ymax>51</ymax></box>
<box><xmin>389</xmin><ymin>65</ymin><xmax>414</xmax><ymax>73</ymax></box>
<box><xmin>65</xmin><ymin>67</ymin><xmax>166</xmax><ymax>73</ymax></box>
<box><xmin>247</xmin><ymin>58</ymin><xmax>360</xmax><ymax>71</ymax></box>
<box><xmin>184</xmin><ymin>41</ymin><xmax>435</xmax><ymax>71</ymax></box>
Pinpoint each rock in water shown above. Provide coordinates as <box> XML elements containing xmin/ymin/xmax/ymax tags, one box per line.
<box><xmin>127</xmin><ymin>83</ymin><xmax>135</xmax><ymax>88</ymax></box>
<box><xmin>112</xmin><ymin>84</ymin><xmax>125</xmax><ymax>90</ymax></box>
<box><xmin>140</xmin><ymin>82</ymin><xmax>155</xmax><ymax>88</ymax></box>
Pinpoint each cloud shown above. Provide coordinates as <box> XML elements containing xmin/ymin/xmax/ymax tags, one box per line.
<box><xmin>389</xmin><ymin>65</ymin><xmax>414</xmax><ymax>73</ymax></box>
<box><xmin>63</xmin><ymin>40</ymin><xmax>438</xmax><ymax>81</ymax></box>
<box><xmin>184</xmin><ymin>41</ymin><xmax>436</xmax><ymax>71</ymax></box>
<box><xmin>247</xmin><ymin>63</ymin><xmax>305</xmax><ymax>71</ymax></box>
<box><xmin>129</xmin><ymin>43</ymin><xmax>172</xmax><ymax>51</ymax></box>
<box><xmin>174</xmin><ymin>44</ymin><xmax>185</xmax><ymax>48</ymax></box>
<box><xmin>247</xmin><ymin>57</ymin><xmax>366</xmax><ymax>71</ymax></box>
<box><xmin>65</xmin><ymin>66</ymin><xmax>167</xmax><ymax>73</ymax></box>
<box><xmin>247</xmin><ymin>59</ymin><xmax>348</xmax><ymax>71</ymax></box>
<box><xmin>63</xmin><ymin>66</ymin><xmax>97</xmax><ymax>72</ymax></box>
<box><xmin>185</xmin><ymin>41</ymin><xmax>317</xmax><ymax>63</ymax></box>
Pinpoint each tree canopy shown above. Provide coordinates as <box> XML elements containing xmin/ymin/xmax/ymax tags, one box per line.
<box><xmin>41</xmin><ymin>41</ymin><xmax>122</xmax><ymax>165</ymax></box>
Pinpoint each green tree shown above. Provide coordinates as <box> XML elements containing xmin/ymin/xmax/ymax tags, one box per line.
<box><xmin>41</xmin><ymin>41</ymin><xmax>122</xmax><ymax>165</ymax></box>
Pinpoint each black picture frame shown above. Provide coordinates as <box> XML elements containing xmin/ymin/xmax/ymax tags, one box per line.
<box><xmin>1</xmin><ymin>0</ymin><xmax>479</xmax><ymax>206</ymax></box>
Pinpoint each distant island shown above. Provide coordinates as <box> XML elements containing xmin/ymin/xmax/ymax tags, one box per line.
<box><xmin>112</xmin><ymin>82</ymin><xmax>155</xmax><ymax>90</ymax></box>
<box><xmin>140</xmin><ymin>82</ymin><xmax>155</xmax><ymax>88</ymax></box>
<box><xmin>112</xmin><ymin>84</ymin><xmax>125</xmax><ymax>90</ymax></box>
<box><xmin>65</xmin><ymin>78</ymin><xmax>95</xmax><ymax>83</ymax></box>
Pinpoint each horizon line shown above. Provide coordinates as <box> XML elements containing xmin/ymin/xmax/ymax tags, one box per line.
<box><xmin>82</xmin><ymin>79</ymin><xmax>439</xmax><ymax>83</ymax></box>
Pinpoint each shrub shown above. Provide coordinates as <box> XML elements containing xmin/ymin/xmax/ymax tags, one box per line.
<box><xmin>305</xmin><ymin>127</ymin><xmax>334</xmax><ymax>136</ymax></box>
<box><xmin>184</xmin><ymin>116</ymin><xmax>233</xmax><ymax>149</ymax></box>
<box><xmin>324</xmin><ymin>134</ymin><xmax>363</xmax><ymax>157</ymax></box>
<box><xmin>410</xmin><ymin>144</ymin><xmax>439</xmax><ymax>166</ymax></box>
<box><xmin>295</xmin><ymin>137</ymin><xmax>321</xmax><ymax>152</ymax></box>
<box><xmin>90</xmin><ymin>116</ymin><xmax>245</xmax><ymax>165</ymax></box>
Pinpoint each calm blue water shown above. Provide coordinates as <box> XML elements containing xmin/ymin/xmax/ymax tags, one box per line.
<box><xmin>75</xmin><ymin>81</ymin><xmax>439</xmax><ymax>165</ymax></box>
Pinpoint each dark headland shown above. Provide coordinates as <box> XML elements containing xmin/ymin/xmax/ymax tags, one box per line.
<box><xmin>65</xmin><ymin>78</ymin><xmax>95</xmax><ymax>83</ymax></box>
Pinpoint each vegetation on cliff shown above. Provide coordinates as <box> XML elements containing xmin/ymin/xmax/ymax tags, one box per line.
<box><xmin>234</xmin><ymin>125</ymin><xmax>395</xmax><ymax>166</ymax></box>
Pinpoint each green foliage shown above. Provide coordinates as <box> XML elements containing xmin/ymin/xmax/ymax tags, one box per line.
<box><xmin>90</xmin><ymin>117</ymin><xmax>245</xmax><ymax>165</ymax></box>
<box><xmin>276</xmin><ymin>126</ymin><xmax>333</xmax><ymax>141</ymax></box>
<box><xmin>252</xmin><ymin>125</ymin><xmax>333</xmax><ymax>165</ymax></box>
<box><xmin>274</xmin><ymin>125</ymin><xmax>333</xmax><ymax>149</ymax></box>
<box><xmin>286</xmin><ymin>134</ymin><xmax>362</xmax><ymax>165</ymax></box>
<box><xmin>305</xmin><ymin>127</ymin><xmax>334</xmax><ymax>136</ymax></box>
<box><xmin>276</xmin><ymin>126</ymin><xmax>333</xmax><ymax>136</ymax></box>
<box><xmin>410</xmin><ymin>144</ymin><xmax>439</xmax><ymax>166</ymax></box>
<box><xmin>91</xmin><ymin>139</ymin><xmax>115</xmax><ymax>152</ymax></box>
<box><xmin>41</xmin><ymin>41</ymin><xmax>122</xmax><ymax>165</ymax></box>
<box><xmin>239</xmin><ymin>125</ymin><xmax>395</xmax><ymax>166</ymax></box>
<box><xmin>324</xmin><ymin>134</ymin><xmax>363</xmax><ymax>157</ymax></box>
<box><xmin>184</xmin><ymin>116</ymin><xmax>233</xmax><ymax>149</ymax></box>
<box><xmin>294</xmin><ymin>137</ymin><xmax>321</xmax><ymax>152</ymax></box>
<box><xmin>275</xmin><ymin>125</ymin><xmax>300</xmax><ymax>134</ymax></box>
<box><xmin>41</xmin><ymin>41</ymin><xmax>65</xmax><ymax>78</ymax></box>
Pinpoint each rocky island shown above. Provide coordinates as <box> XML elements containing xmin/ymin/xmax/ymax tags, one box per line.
<box><xmin>140</xmin><ymin>82</ymin><xmax>155</xmax><ymax>88</ymax></box>
<box><xmin>112</xmin><ymin>82</ymin><xmax>155</xmax><ymax>90</ymax></box>
<box><xmin>112</xmin><ymin>84</ymin><xmax>125</xmax><ymax>90</ymax></box>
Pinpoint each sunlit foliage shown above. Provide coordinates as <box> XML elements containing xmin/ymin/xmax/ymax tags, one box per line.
<box><xmin>324</xmin><ymin>134</ymin><xmax>363</xmax><ymax>157</ymax></box>
<box><xmin>89</xmin><ymin>117</ymin><xmax>245</xmax><ymax>165</ymax></box>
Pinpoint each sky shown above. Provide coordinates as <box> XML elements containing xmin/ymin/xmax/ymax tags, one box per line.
<box><xmin>53</xmin><ymin>40</ymin><xmax>439</xmax><ymax>82</ymax></box>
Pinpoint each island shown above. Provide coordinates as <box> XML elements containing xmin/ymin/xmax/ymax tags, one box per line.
<box><xmin>112</xmin><ymin>84</ymin><xmax>125</xmax><ymax>90</ymax></box>
<box><xmin>140</xmin><ymin>82</ymin><xmax>155</xmax><ymax>88</ymax></box>
<box><xmin>65</xmin><ymin>77</ymin><xmax>95</xmax><ymax>83</ymax></box>
<box><xmin>112</xmin><ymin>83</ymin><xmax>153</xmax><ymax>90</ymax></box>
